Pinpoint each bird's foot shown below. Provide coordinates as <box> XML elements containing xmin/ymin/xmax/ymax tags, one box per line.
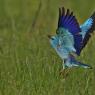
<box><xmin>59</xmin><ymin>69</ymin><xmax>69</xmax><ymax>78</ymax></box>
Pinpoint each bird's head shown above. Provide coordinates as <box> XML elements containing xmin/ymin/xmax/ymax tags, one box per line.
<box><xmin>48</xmin><ymin>35</ymin><xmax>59</xmax><ymax>48</ymax></box>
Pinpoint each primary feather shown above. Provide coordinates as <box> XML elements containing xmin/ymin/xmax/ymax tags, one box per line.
<box><xmin>57</xmin><ymin>7</ymin><xmax>83</xmax><ymax>55</ymax></box>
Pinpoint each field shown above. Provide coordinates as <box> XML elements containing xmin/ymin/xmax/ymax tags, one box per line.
<box><xmin>0</xmin><ymin>0</ymin><xmax>95</xmax><ymax>95</ymax></box>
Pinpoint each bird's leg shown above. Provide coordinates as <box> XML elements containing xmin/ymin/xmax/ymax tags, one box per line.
<box><xmin>59</xmin><ymin>64</ymin><xmax>65</xmax><ymax>75</ymax></box>
<box><xmin>59</xmin><ymin>60</ymin><xmax>68</xmax><ymax>77</ymax></box>
<box><xmin>59</xmin><ymin>59</ymin><xmax>71</xmax><ymax>77</ymax></box>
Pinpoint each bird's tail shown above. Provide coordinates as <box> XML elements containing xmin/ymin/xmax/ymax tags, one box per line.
<box><xmin>76</xmin><ymin>61</ymin><xmax>92</xmax><ymax>69</ymax></box>
<box><xmin>70</xmin><ymin>55</ymin><xmax>92</xmax><ymax>69</ymax></box>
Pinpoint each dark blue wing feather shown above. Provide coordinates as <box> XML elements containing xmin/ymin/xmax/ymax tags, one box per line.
<box><xmin>57</xmin><ymin>7</ymin><xmax>82</xmax><ymax>55</ymax></box>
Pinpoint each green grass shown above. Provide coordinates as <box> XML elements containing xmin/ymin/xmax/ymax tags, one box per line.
<box><xmin>0</xmin><ymin>0</ymin><xmax>95</xmax><ymax>95</ymax></box>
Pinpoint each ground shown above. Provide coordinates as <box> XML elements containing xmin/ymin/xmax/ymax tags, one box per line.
<box><xmin>0</xmin><ymin>0</ymin><xmax>95</xmax><ymax>95</ymax></box>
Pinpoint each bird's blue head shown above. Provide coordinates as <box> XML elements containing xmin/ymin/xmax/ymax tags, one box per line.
<box><xmin>48</xmin><ymin>35</ymin><xmax>59</xmax><ymax>48</ymax></box>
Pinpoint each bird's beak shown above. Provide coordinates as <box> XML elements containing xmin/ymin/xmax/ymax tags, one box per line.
<box><xmin>48</xmin><ymin>35</ymin><xmax>52</xmax><ymax>39</ymax></box>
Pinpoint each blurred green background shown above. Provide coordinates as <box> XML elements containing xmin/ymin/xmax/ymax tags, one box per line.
<box><xmin>0</xmin><ymin>0</ymin><xmax>95</xmax><ymax>95</ymax></box>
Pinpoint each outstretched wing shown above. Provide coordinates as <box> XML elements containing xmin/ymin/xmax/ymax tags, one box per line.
<box><xmin>80</xmin><ymin>12</ymin><xmax>95</xmax><ymax>51</ymax></box>
<box><xmin>57</xmin><ymin>7</ymin><xmax>82</xmax><ymax>55</ymax></box>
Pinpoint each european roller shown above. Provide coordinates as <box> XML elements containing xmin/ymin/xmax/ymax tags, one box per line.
<box><xmin>48</xmin><ymin>7</ymin><xmax>95</xmax><ymax>74</ymax></box>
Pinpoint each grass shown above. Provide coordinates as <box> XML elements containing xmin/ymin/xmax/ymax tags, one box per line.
<box><xmin>0</xmin><ymin>0</ymin><xmax>95</xmax><ymax>95</ymax></box>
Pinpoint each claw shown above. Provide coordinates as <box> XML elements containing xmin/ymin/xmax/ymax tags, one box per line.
<box><xmin>59</xmin><ymin>69</ymin><xmax>65</xmax><ymax>75</ymax></box>
<box><xmin>59</xmin><ymin>69</ymin><xmax>69</xmax><ymax>77</ymax></box>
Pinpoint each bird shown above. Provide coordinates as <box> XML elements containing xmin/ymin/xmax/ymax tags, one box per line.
<box><xmin>48</xmin><ymin>7</ymin><xmax>95</xmax><ymax>74</ymax></box>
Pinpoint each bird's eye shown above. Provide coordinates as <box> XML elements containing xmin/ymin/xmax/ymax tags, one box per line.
<box><xmin>51</xmin><ymin>38</ymin><xmax>54</xmax><ymax>40</ymax></box>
